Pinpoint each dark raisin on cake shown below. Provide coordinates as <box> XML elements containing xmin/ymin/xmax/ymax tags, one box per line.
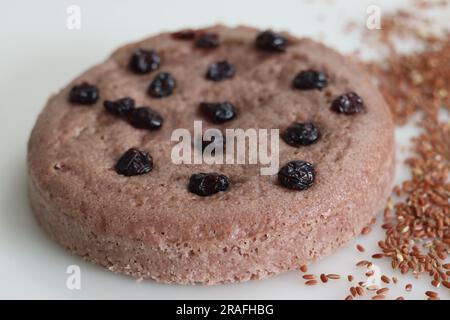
<box><xmin>206</xmin><ymin>60</ymin><xmax>236</xmax><ymax>81</ymax></box>
<box><xmin>129</xmin><ymin>49</ymin><xmax>161</xmax><ymax>74</ymax></box>
<box><xmin>171</xmin><ymin>29</ymin><xmax>196</xmax><ymax>40</ymax></box>
<box><xmin>331</xmin><ymin>92</ymin><xmax>364</xmax><ymax>114</ymax></box>
<box><xmin>292</xmin><ymin>70</ymin><xmax>328</xmax><ymax>90</ymax></box>
<box><xmin>278</xmin><ymin>161</ymin><xmax>315</xmax><ymax>190</ymax></box>
<box><xmin>148</xmin><ymin>72</ymin><xmax>176</xmax><ymax>98</ymax></box>
<box><xmin>69</xmin><ymin>82</ymin><xmax>99</xmax><ymax>105</ymax></box>
<box><xmin>202</xmin><ymin>134</ymin><xmax>226</xmax><ymax>154</ymax></box>
<box><xmin>282</xmin><ymin>122</ymin><xmax>321</xmax><ymax>147</ymax></box>
<box><xmin>128</xmin><ymin>107</ymin><xmax>163</xmax><ymax>130</ymax></box>
<box><xmin>115</xmin><ymin>148</ymin><xmax>153</xmax><ymax>176</ymax></box>
<box><xmin>188</xmin><ymin>173</ymin><xmax>230</xmax><ymax>196</ymax></box>
<box><xmin>195</xmin><ymin>33</ymin><xmax>220</xmax><ymax>49</ymax></box>
<box><xmin>200</xmin><ymin>102</ymin><xmax>237</xmax><ymax>124</ymax></box>
<box><xmin>104</xmin><ymin>97</ymin><xmax>135</xmax><ymax>117</ymax></box>
<box><xmin>255</xmin><ymin>30</ymin><xmax>287</xmax><ymax>52</ymax></box>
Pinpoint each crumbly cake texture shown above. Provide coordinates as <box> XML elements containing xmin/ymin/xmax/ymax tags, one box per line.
<box><xmin>28</xmin><ymin>25</ymin><xmax>395</xmax><ymax>284</ymax></box>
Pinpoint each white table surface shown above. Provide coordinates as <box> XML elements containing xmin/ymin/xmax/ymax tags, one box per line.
<box><xmin>0</xmin><ymin>0</ymin><xmax>448</xmax><ymax>299</ymax></box>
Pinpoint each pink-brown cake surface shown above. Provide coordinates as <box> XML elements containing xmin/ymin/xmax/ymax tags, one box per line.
<box><xmin>28</xmin><ymin>25</ymin><xmax>395</xmax><ymax>284</ymax></box>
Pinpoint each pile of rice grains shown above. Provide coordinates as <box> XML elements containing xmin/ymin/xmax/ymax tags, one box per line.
<box><xmin>301</xmin><ymin>1</ymin><xmax>450</xmax><ymax>300</ymax></box>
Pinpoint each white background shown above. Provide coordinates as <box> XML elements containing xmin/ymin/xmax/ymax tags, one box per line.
<box><xmin>0</xmin><ymin>0</ymin><xmax>448</xmax><ymax>299</ymax></box>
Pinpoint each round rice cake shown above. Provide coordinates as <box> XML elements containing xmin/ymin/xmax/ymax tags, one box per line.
<box><xmin>27</xmin><ymin>25</ymin><xmax>395</xmax><ymax>284</ymax></box>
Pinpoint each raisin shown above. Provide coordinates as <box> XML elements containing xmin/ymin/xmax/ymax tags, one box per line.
<box><xmin>129</xmin><ymin>49</ymin><xmax>160</xmax><ymax>74</ymax></box>
<box><xmin>293</xmin><ymin>70</ymin><xmax>328</xmax><ymax>90</ymax></box>
<box><xmin>188</xmin><ymin>173</ymin><xmax>229</xmax><ymax>196</ymax></box>
<box><xmin>331</xmin><ymin>92</ymin><xmax>364</xmax><ymax>114</ymax></box>
<box><xmin>103</xmin><ymin>97</ymin><xmax>135</xmax><ymax>117</ymax></box>
<box><xmin>206</xmin><ymin>60</ymin><xmax>236</xmax><ymax>81</ymax></box>
<box><xmin>195</xmin><ymin>33</ymin><xmax>219</xmax><ymax>49</ymax></box>
<box><xmin>69</xmin><ymin>82</ymin><xmax>99</xmax><ymax>105</ymax></box>
<box><xmin>202</xmin><ymin>134</ymin><xmax>226</xmax><ymax>154</ymax></box>
<box><xmin>200</xmin><ymin>102</ymin><xmax>236</xmax><ymax>124</ymax></box>
<box><xmin>282</xmin><ymin>122</ymin><xmax>320</xmax><ymax>147</ymax></box>
<box><xmin>129</xmin><ymin>107</ymin><xmax>163</xmax><ymax>130</ymax></box>
<box><xmin>255</xmin><ymin>30</ymin><xmax>287</xmax><ymax>52</ymax></box>
<box><xmin>172</xmin><ymin>29</ymin><xmax>196</xmax><ymax>40</ymax></box>
<box><xmin>115</xmin><ymin>148</ymin><xmax>153</xmax><ymax>177</ymax></box>
<box><xmin>148</xmin><ymin>72</ymin><xmax>176</xmax><ymax>98</ymax></box>
<box><xmin>278</xmin><ymin>161</ymin><xmax>315</xmax><ymax>190</ymax></box>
